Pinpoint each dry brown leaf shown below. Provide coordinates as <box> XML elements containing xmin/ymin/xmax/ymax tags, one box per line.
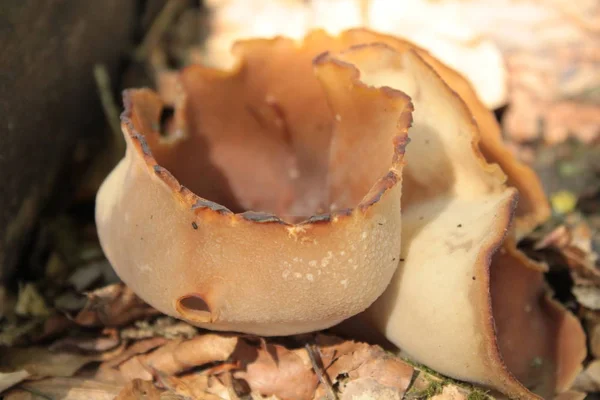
<box><xmin>115</xmin><ymin>379</ymin><xmax>164</xmax><ymax>400</ymax></box>
<box><xmin>234</xmin><ymin>342</ymin><xmax>318</xmax><ymax>400</ymax></box>
<box><xmin>573</xmin><ymin>359</ymin><xmax>600</xmax><ymax>392</ymax></box>
<box><xmin>3</xmin><ymin>377</ymin><xmax>124</xmax><ymax>400</ymax></box>
<box><xmin>0</xmin><ymin>370</ymin><xmax>30</xmax><ymax>395</ymax></box>
<box><xmin>0</xmin><ymin>347</ymin><xmax>99</xmax><ymax>378</ymax></box>
<box><xmin>142</xmin><ymin>334</ymin><xmax>239</xmax><ymax>375</ymax></box>
<box><xmin>100</xmin><ymin>337</ymin><xmax>170</xmax><ymax>371</ymax></box>
<box><xmin>572</xmin><ymin>286</ymin><xmax>600</xmax><ymax>310</ymax></box>
<box><xmin>160</xmin><ymin>374</ymin><xmax>212</xmax><ymax>399</ymax></box>
<box><xmin>349</xmin><ymin>356</ymin><xmax>413</xmax><ymax>390</ymax></box>
<box><xmin>208</xmin><ymin>374</ymin><xmax>242</xmax><ymax>400</ymax></box>
<box><xmin>533</xmin><ymin>218</ymin><xmax>600</xmax><ymax>285</ymax></box>
<box><xmin>314</xmin><ymin>335</ymin><xmax>413</xmax><ymax>400</ymax></box>
<box><xmin>341</xmin><ymin>378</ymin><xmax>402</xmax><ymax>400</ymax></box>
<box><xmin>113</xmin><ymin>334</ymin><xmax>239</xmax><ymax>382</ymax></box>
<box><xmin>49</xmin><ymin>329</ymin><xmax>120</xmax><ymax>353</ymax></box>
<box><xmin>161</xmin><ymin>373</ymin><xmax>238</xmax><ymax>400</ymax></box>
<box><xmin>72</xmin><ymin>283</ymin><xmax>159</xmax><ymax>327</ymax></box>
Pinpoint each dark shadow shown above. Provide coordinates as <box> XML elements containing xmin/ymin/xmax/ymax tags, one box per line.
<box><xmin>147</xmin><ymin>104</ymin><xmax>246</xmax><ymax>213</ymax></box>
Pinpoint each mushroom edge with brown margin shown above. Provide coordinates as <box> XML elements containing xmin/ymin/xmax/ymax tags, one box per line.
<box><xmin>95</xmin><ymin>37</ymin><xmax>413</xmax><ymax>337</ymax></box>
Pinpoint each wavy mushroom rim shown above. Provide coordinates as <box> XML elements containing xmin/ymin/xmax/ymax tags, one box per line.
<box><xmin>336</xmin><ymin>28</ymin><xmax>550</xmax><ymax>233</ymax></box>
<box><xmin>333</xmin><ymin>42</ymin><xmax>580</xmax><ymax>399</ymax></box>
<box><xmin>120</xmin><ymin>50</ymin><xmax>413</xmax><ymax>229</ymax></box>
<box><xmin>470</xmin><ymin>194</ymin><xmax>543</xmax><ymax>399</ymax></box>
<box><xmin>395</xmin><ymin>48</ymin><xmax>536</xmax><ymax>398</ymax></box>
<box><xmin>153</xmin><ymin>27</ymin><xmax>549</xmax><ymax>233</ymax></box>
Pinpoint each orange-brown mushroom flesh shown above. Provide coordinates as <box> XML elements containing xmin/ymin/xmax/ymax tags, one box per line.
<box><xmin>96</xmin><ymin>33</ymin><xmax>413</xmax><ymax>336</ymax></box>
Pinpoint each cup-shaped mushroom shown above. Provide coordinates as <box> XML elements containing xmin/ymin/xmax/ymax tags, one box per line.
<box><xmin>95</xmin><ymin>35</ymin><xmax>413</xmax><ymax>336</ymax></box>
<box><xmin>97</xmin><ymin>29</ymin><xmax>585</xmax><ymax>399</ymax></box>
<box><xmin>329</xmin><ymin>42</ymin><xmax>585</xmax><ymax>399</ymax></box>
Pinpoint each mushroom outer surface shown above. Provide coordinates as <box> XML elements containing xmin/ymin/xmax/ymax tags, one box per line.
<box><xmin>95</xmin><ymin>34</ymin><xmax>414</xmax><ymax>336</ymax></box>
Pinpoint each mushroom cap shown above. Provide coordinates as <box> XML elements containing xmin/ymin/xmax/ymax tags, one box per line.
<box><xmin>95</xmin><ymin>32</ymin><xmax>413</xmax><ymax>336</ymax></box>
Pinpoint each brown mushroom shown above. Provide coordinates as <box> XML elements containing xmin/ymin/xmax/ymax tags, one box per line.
<box><xmin>96</xmin><ymin>33</ymin><xmax>413</xmax><ymax>336</ymax></box>
<box><xmin>326</xmin><ymin>39</ymin><xmax>584</xmax><ymax>399</ymax></box>
<box><xmin>96</xmin><ymin>29</ymin><xmax>585</xmax><ymax>399</ymax></box>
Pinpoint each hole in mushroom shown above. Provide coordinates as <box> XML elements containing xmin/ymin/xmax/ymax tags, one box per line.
<box><xmin>177</xmin><ymin>294</ymin><xmax>213</xmax><ymax>323</ymax></box>
<box><xmin>158</xmin><ymin>106</ymin><xmax>175</xmax><ymax>138</ymax></box>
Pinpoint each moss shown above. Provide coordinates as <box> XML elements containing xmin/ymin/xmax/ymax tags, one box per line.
<box><xmin>401</xmin><ymin>357</ymin><xmax>446</xmax><ymax>380</ymax></box>
<box><xmin>407</xmin><ymin>377</ymin><xmax>445</xmax><ymax>399</ymax></box>
<box><xmin>422</xmin><ymin>380</ymin><xmax>444</xmax><ymax>398</ymax></box>
<box><xmin>467</xmin><ymin>389</ymin><xmax>492</xmax><ymax>400</ymax></box>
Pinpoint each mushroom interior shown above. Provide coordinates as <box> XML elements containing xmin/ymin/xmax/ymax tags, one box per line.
<box><xmin>133</xmin><ymin>36</ymin><xmax>403</xmax><ymax>222</ymax></box>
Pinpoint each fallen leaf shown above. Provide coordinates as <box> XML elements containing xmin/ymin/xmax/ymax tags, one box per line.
<box><xmin>49</xmin><ymin>329</ymin><xmax>120</xmax><ymax>353</ymax></box>
<box><xmin>0</xmin><ymin>347</ymin><xmax>98</xmax><ymax>378</ymax></box>
<box><xmin>160</xmin><ymin>374</ymin><xmax>212</xmax><ymax>399</ymax></box>
<box><xmin>101</xmin><ymin>337</ymin><xmax>170</xmax><ymax>370</ymax></box>
<box><xmin>3</xmin><ymin>377</ymin><xmax>124</xmax><ymax>400</ymax></box>
<box><xmin>348</xmin><ymin>356</ymin><xmax>413</xmax><ymax>392</ymax></box>
<box><xmin>572</xmin><ymin>286</ymin><xmax>600</xmax><ymax>310</ymax></box>
<box><xmin>115</xmin><ymin>379</ymin><xmax>163</xmax><ymax>400</ymax></box>
<box><xmin>72</xmin><ymin>284</ymin><xmax>159</xmax><ymax>327</ymax></box>
<box><xmin>115</xmin><ymin>334</ymin><xmax>239</xmax><ymax>382</ymax></box>
<box><xmin>0</xmin><ymin>370</ymin><xmax>30</xmax><ymax>395</ymax></box>
<box><xmin>315</xmin><ymin>334</ymin><xmax>413</xmax><ymax>398</ymax></box>
<box><xmin>341</xmin><ymin>378</ymin><xmax>403</xmax><ymax>400</ymax></box>
<box><xmin>15</xmin><ymin>283</ymin><xmax>50</xmax><ymax>318</ymax></box>
<box><xmin>234</xmin><ymin>341</ymin><xmax>317</xmax><ymax>400</ymax></box>
<box><xmin>531</xmin><ymin>216</ymin><xmax>600</xmax><ymax>285</ymax></box>
<box><xmin>207</xmin><ymin>373</ymin><xmax>242</xmax><ymax>400</ymax></box>
<box><xmin>165</xmin><ymin>374</ymin><xmax>241</xmax><ymax>400</ymax></box>
<box><xmin>573</xmin><ymin>359</ymin><xmax>600</xmax><ymax>392</ymax></box>
<box><xmin>0</xmin><ymin>344</ymin><xmax>124</xmax><ymax>381</ymax></box>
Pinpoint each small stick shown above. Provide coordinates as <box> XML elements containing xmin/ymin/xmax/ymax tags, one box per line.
<box><xmin>133</xmin><ymin>0</ymin><xmax>188</xmax><ymax>62</ymax></box>
<box><xmin>305</xmin><ymin>342</ymin><xmax>337</xmax><ymax>400</ymax></box>
<box><xmin>93</xmin><ymin>64</ymin><xmax>124</xmax><ymax>155</ymax></box>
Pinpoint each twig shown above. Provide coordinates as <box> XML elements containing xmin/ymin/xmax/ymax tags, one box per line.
<box><xmin>305</xmin><ymin>342</ymin><xmax>337</xmax><ymax>400</ymax></box>
<box><xmin>133</xmin><ymin>0</ymin><xmax>188</xmax><ymax>62</ymax></box>
<box><xmin>93</xmin><ymin>64</ymin><xmax>124</xmax><ymax>155</ymax></box>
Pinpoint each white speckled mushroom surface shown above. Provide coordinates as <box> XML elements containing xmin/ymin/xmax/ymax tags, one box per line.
<box><xmin>96</xmin><ymin>29</ymin><xmax>585</xmax><ymax>400</ymax></box>
<box><xmin>96</xmin><ymin>32</ymin><xmax>413</xmax><ymax>336</ymax></box>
